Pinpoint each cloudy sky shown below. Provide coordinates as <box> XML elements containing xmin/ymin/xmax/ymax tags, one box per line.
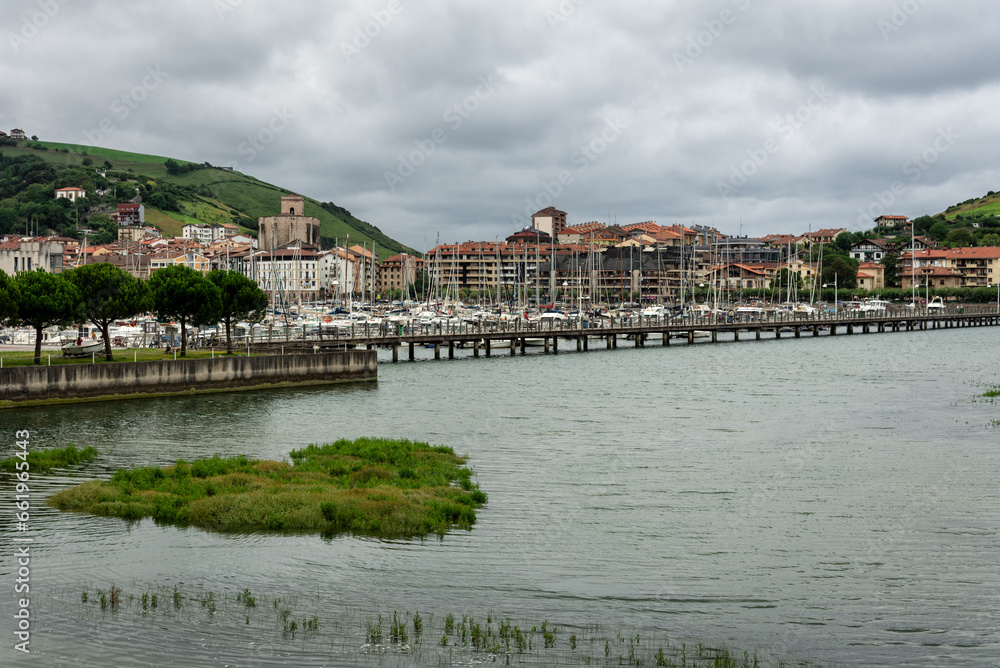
<box><xmin>4</xmin><ymin>0</ymin><xmax>999</xmax><ymax>249</ymax></box>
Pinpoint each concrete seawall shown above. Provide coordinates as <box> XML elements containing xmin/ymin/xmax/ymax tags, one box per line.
<box><xmin>0</xmin><ymin>350</ymin><xmax>377</xmax><ymax>407</ymax></box>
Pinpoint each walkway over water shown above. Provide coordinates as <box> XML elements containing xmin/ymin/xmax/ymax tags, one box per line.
<box><xmin>254</xmin><ymin>304</ymin><xmax>1000</xmax><ymax>361</ymax></box>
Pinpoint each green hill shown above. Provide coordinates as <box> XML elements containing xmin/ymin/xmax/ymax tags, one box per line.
<box><xmin>940</xmin><ymin>190</ymin><xmax>1000</xmax><ymax>221</ymax></box>
<box><xmin>1</xmin><ymin>140</ymin><xmax>414</xmax><ymax>259</ymax></box>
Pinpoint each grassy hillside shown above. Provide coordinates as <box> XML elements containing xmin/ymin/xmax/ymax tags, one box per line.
<box><xmin>941</xmin><ymin>190</ymin><xmax>1000</xmax><ymax>221</ymax></box>
<box><xmin>22</xmin><ymin>140</ymin><xmax>415</xmax><ymax>258</ymax></box>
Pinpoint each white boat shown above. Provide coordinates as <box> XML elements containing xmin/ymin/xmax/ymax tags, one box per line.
<box><xmin>792</xmin><ymin>303</ymin><xmax>816</xmax><ymax>316</ymax></box>
<box><xmin>855</xmin><ymin>299</ymin><xmax>890</xmax><ymax>314</ymax></box>
<box><xmin>927</xmin><ymin>296</ymin><xmax>945</xmax><ymax>311</ymax></box>
<box><xmin>61</xmin><ymin>338</ymin><xmax>104</xmax><ymax>357</ymax></box>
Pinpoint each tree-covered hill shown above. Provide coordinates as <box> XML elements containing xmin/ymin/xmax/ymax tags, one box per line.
<box><xmin>0</xmin><ymin>139</ymin><xmax>416</xmax><ymax>259</ymax></box>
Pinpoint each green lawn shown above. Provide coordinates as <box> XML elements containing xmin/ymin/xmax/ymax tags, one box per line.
<box><xmin>0</xmin><ymin>348</ymin><xmax>259</xmax><ymax>367</ymax></box>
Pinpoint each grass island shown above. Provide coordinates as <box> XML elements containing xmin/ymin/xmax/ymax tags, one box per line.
<box><xmin>48</xmin><ymin>438</ymin><xmax>487</xmax><ymax>538</ymax></box>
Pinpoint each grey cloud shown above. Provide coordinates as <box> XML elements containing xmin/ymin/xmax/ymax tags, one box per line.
<box><xmin>3</xmin><ymin>0</ymin><xmax>999</xmax><ymax>248</ymax></box>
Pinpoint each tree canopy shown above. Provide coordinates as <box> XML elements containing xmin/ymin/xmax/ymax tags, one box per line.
<box><xmin>821</xmin><ymin>256</ymin><xmax>859</xmax><ymax>289</ymax></box>
<box><xmin>14</xmin><ymin>269</ymin><xmax>82</xmax><ymax>364</ymax></box>
<box><xmin>147</xmin><ymin>265</ymin><xmax>221</xmax><ymax>356</ymax></box>
<box><xmin>66</xmin><ymin>262</ymin><xmax>151</xmax><ymax>361</ymax></box>
<box><xmin>881</xmin><ymin>252</ymin><xmax>900</xmax><ymax>287</ymax></box>
<box><xmin>0</xmin><ymin>269</ymin><xmax>19</xmax><ymax>325</ymax></box>
<box><xmin>207</xmin><ymin>269</ymin><xmax>268</xmax><ymax>354</ymax></box>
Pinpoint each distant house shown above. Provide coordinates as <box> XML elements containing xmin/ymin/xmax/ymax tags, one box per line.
<box><xmin>874</xmin><ymin>214</ymin><xmax>909</xmax><ymax>230</ymax></box>
<box><xmin>802</xmin><ymin>228</ymin><xmax>849</xmax><ymax>245</ymax></box>
<box><xmin>9</xmin><ymin>129</ymin><xmax>26</xmax><ymax>140</ymax></box>
<box><xmin>849</xmin><ymin>238</ymin><xmax>895</xmax><ymax>263</ymax></box>
<box><xmin>0</xmin><ymin>131</ymin><xmax>7</xmax><ymax>139</ymax></box>
<box><xmin>55</xmin><ymin>186</ymin><xmax>87</xmax><ymax>203</ymax></box>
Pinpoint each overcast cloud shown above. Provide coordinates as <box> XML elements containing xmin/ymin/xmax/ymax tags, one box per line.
<box><xmin>4</xmin><ymin>0</ymin><xmax>999</xmax><ymax>248</ymax></box>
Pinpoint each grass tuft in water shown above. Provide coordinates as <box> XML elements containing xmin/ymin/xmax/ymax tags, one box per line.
<box><xmin>0</xmin><ymin>444</ymin><xmax>97</xmax><ymax>473</ymax></box>
<box><xmin>48</xmin><ymin>438</ymin><xmax>487</xmax><ymax>538</ymax></box>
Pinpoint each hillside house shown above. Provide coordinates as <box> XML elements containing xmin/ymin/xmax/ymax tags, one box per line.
<box><xmin>10</xmin><ymin>129</ymin><xmax>26</xmax><ymax>140</ymax></box>
<box><xmin>849</xmin><ymin>238</ymin><xmax>895</xmax><ymax>263</ymax></box>
<box><xmin>55</xmin><ymin>187</ymin><xmax>87</xmax><ymax>203</ymax></box>
<box><xmin>874</xmin><ymin>214</ymin><xmax>909</xmax><ymax>230</ymax></box>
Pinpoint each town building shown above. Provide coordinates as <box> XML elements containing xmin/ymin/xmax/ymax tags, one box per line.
<box><xmin>250</xmin><ymin>248</ymin><xmax>320</xmax><ymax>302</ymax></box>
<box><xmin>111</xmin><ymin>203</ymin><xmax>145</xmax><ymax>226</ymax></box>
<box><xmin>0</xmin><ymin>237</ymin><xmax>66</xmax><ymax>274</ymax></box>
<box><xmin>856</xmin><ymin>262</ymin><xmax>885</xmax><ymax>291</ymax></box>
<box><xmin>899</xmin><ymin>247</ymin><xmax>1000</xmax><ymax>289</ymax></box>
<box><xmin>531</xmin><ymin>207</ymin><xmax>567</xmax><ymax>238</ymax></box>
<box><xmin>378</xmin><ymin>253</ymin><xmax>424</xmax><ymax>295</ymax></box>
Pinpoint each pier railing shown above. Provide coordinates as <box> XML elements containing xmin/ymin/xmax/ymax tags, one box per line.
<box><xmin>242</xmin><ymin>303</ymin><xmax>1000</xmax><ymax>349</ymax></box>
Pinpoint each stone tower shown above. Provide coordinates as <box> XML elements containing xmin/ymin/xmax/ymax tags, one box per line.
<box><xmin>258</xmin><ymin>195</ymin><xmax>321</xmax><ymax>250</ymax></box>
<box><xmin>281</xmin><ymin>195</ymin><xmax>303</xmax><ymax>216</ymax></box>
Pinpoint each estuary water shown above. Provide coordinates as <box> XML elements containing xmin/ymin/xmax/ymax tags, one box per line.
<box><xmin>2</xmin><ymin>325</ymin><xmax>998</xmax><ymax>667</ymax></box>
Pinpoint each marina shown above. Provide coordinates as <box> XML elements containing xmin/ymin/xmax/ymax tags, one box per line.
<box><xmin>250</xmin><ymin>303</ymin><xmax>1000</xmax><ymax>361</ymax></box>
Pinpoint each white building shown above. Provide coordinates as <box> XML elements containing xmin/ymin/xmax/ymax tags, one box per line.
<box><xmin>318</xmin><ymin>248</ymin><xmax>360</xmax><ymax>300</ymax></box>
<box><xmin>182</xmin><ymin>224</ymin><xmax>225</xmax><ymax>244</ymax></box>
<box><xmin>54</xmin><ymin>187</ymin><xmax>87</xmax><ymax>203</ymax></box>
<box><xmin>250</xmin><ymin>249</ymin><xmax>320</xmax><ymax>301</ymax></box>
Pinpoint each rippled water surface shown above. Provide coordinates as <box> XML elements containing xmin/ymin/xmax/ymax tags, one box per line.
<box><xmin>2</xmin><ymin>326</ymin><xmax>999</xmax><ymax>666</ymax></box>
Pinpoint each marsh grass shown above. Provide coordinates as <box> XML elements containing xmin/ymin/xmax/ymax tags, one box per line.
<box><xmin>49</xmin><ymin>438</ymin><xmax>487</xmax><ymax>538</ymax></box>
<box><xmin>73</xmin><ymin>582</ymin><xmax>834</xmax><ymax>667</ymax></box>
<box><xmin>0</xmin><ymin>444</ymin><xmax>98</xmax><ymax>473</ymax></box>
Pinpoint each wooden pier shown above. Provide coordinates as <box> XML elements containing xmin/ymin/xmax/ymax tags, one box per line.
<box><xmin>253</xmin><ymin>305</ymin><xmax>1000</xmax><ymax>362</ymax></box>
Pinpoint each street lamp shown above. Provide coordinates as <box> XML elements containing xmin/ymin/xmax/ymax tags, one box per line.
<box><xmin>823</xmin><ymin>275</ymin><xmax>838</xmax><ymax>313</ymax></box>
